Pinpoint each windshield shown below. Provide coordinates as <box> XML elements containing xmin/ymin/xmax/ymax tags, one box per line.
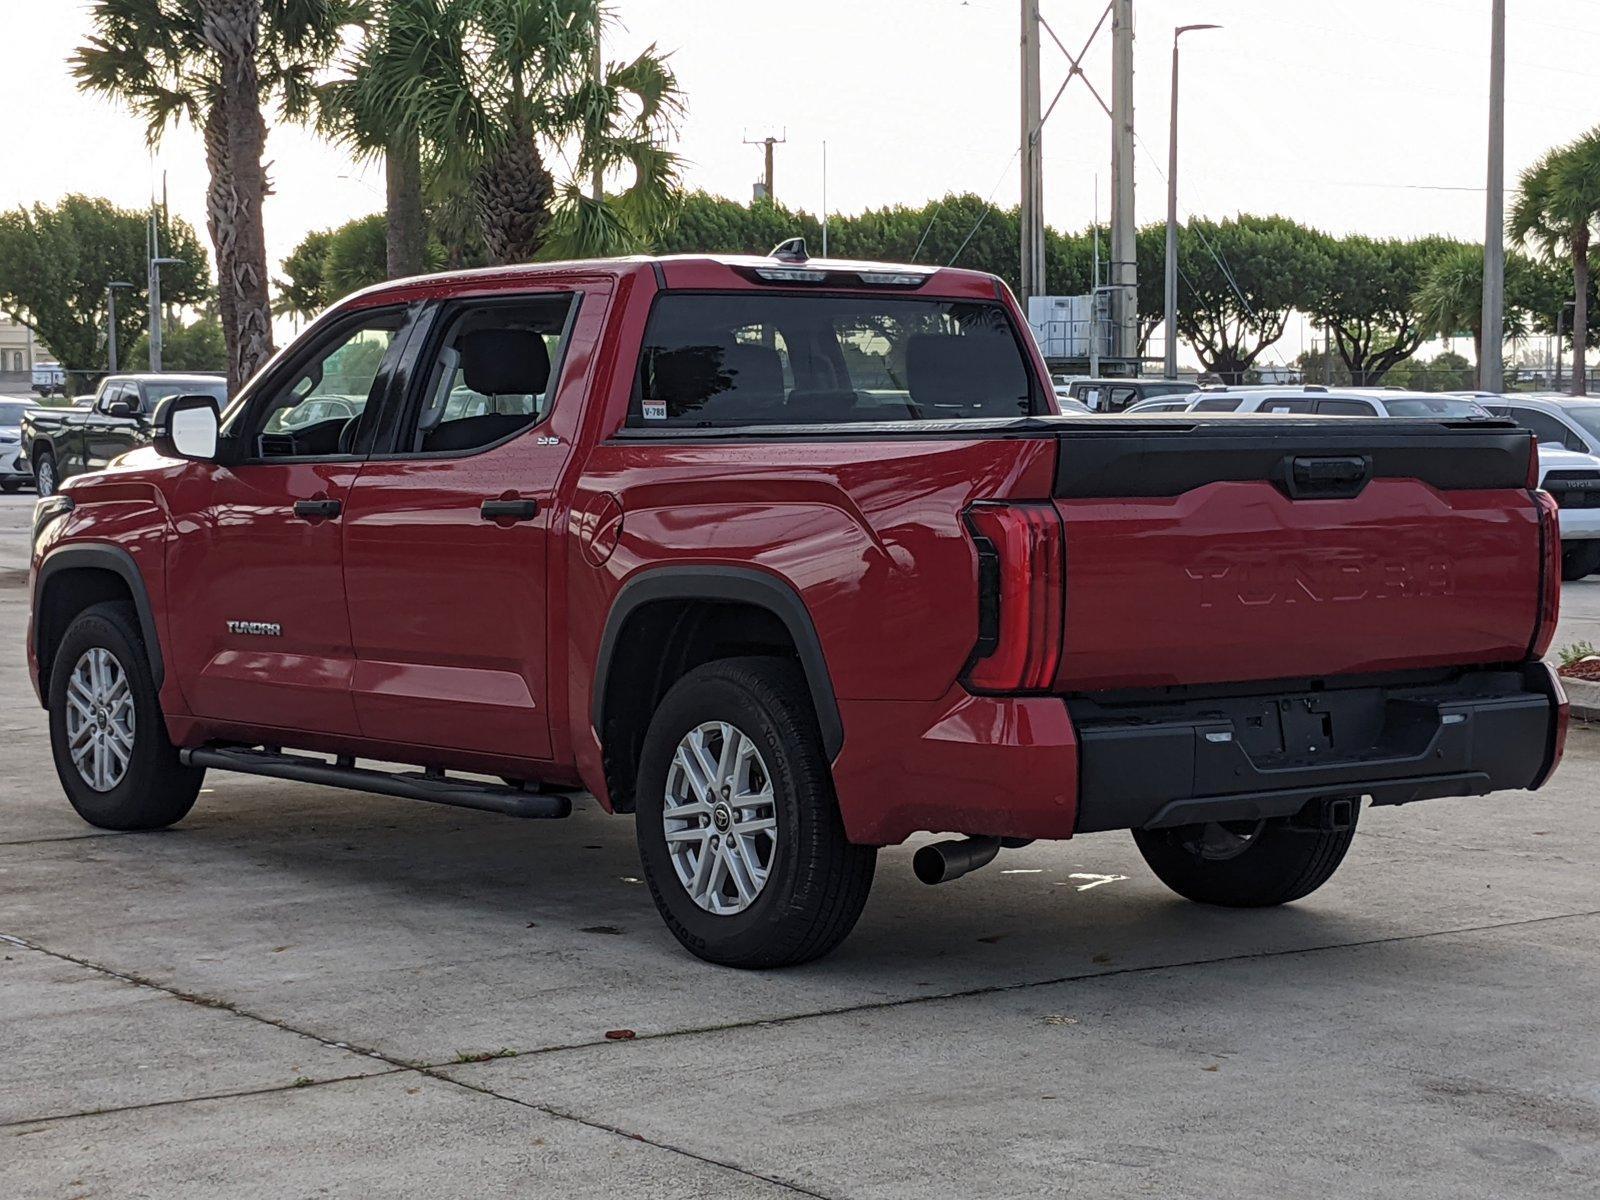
<box><xmin>1561</xmin><ymin>405</ymin><xmax>1600</xmax><ymax>442</ymax></box>
<box><xmin>634</xmin><ymin>293</ymin><xmax>1036</xmax><ymax>426</ymax></box>
<box><xmin>0</xmin><ymin>401</ymin><xmax>32</xmax><ymax>426</ymax></box>
<box><xmin>1383</xmin><ymin>397</ymin><xmax>1487</xmax><ymax>417</ymax></box>
<box><xmin>143</xmin><ymin>380</ymin><xmax>229</xmax><ymax>407</ymax></box>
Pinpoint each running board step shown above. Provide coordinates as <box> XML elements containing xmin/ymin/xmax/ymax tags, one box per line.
<box><xmin>180</xmin><ymin>747</ymin><xmax>572</xmax><ymax>819</ymax></box>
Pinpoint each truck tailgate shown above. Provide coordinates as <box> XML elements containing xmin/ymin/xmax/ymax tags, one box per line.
<box><xmin>1050</xmin><ymin>421</ymin><xmax>1542</xmax><ymax>692</ymax></box>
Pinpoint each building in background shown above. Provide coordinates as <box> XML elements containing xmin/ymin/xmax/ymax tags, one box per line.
<box><xmin>0</xmin><ymin>315</ymin><xmax>37</xmax><ymax>388</ymax></box>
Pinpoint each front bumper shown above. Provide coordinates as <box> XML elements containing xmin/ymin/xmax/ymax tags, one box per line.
<box><xmin>1070</xmin><ymin>663</ymin><xmax>1565</xmax><ymax>833</ymax></box>
<box><xmin>1</xmin><ymin>445</ymin><xmax>27</xmax><ymax>483</ymax></box>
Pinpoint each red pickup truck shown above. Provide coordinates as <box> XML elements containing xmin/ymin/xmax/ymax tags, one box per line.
<box><xmin>27</xmin><ymin>248</ymin><xmax>1568</xmax><ymax>967</ymax></box>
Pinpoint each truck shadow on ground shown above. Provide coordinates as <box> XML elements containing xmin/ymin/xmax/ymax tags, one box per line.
<box><xmin>28</xmin><ymin>775</ymin><xmax>1418</xmax><ymax>995</ymax></box>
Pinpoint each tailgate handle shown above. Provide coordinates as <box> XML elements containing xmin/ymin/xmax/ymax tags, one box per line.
<box><xmin>1282</xmin><ymin>454</ymin><xmax>1372</xmax><ymax>500</ymax></box>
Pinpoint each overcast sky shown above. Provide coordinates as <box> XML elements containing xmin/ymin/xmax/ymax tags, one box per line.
<box><xmin>3</xmin><ymin>0</ymin><xmax>1597</xmax><ymax>361</ymax></box>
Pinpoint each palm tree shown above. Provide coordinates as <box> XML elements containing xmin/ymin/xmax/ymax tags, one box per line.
<box><xmin>317</xmin><ymin>0</ymin><xmax>432</xmax><ymax>278</ymax></box>
<box><xmin>74</xmin><ymin>0</ymin><xmax>349</xmax><ymax>392</ymax></box>
<box><xmin>345</xmin><ymin>0</ymin><xmax>683</xmax><ymax>266</ymax></box>
<box><xmin>1417</xmin><ymin>243</ymin><xmax>1537</xmax><ymax>382</ymax></box>
<box><xmin>1511</xmin><ymin>128</ymin><xmax>1600</xmax><ymax>396</ymax></box>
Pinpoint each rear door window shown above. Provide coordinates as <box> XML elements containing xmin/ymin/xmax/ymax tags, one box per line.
<box><xmin>1258</xmin><ymin>397</ymin><xmax>1313</xmax><ymax>413</ymax></box>
<box><xmin>1192</xmin><ymin>397</ymin><xmax>1242</xmax><ymax>412</ymax></box>
<box><xmin>633</xmin><ymin>293</ymin><xmax>1037</xmax><ymax>426</ymax></box>
<box><xmin>1316</xmin><ymin>399</ymin><xmax>1379</xmax><ymax>416</ymax></box>
<box><xmin>1509</xmin><ymin>408</ymin><xmax>1584</xmax><ymax>450</ymax></box>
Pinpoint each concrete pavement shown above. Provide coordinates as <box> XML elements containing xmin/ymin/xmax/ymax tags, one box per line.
<box><xmin>2</xmin><ymin>492</ymin><xmax>1598</xmax><ymax>1198</ymax></box>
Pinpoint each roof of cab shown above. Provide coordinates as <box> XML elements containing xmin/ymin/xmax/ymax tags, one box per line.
<box><xmin>338</xmin><ymin>252</ymin><xmax>1007</xmax><ymax>310</ymax></box>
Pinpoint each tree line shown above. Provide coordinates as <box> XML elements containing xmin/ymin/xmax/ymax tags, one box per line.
<box><xmin>281</xmin><ymin>189</ymin><xmax>1592</xmax><ymax>386</ymax></box>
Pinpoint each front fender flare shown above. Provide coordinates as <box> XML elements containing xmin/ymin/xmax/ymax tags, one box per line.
<box><xmin>34</xmin><ymin>543</ymin><xmax>165</xmax><ymax>695</ymax></box>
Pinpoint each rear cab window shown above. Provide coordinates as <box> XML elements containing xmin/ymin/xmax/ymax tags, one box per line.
<box><xmin>632</xmin><ymin>293</ymin><xmax>1037</xmax><ymax>427</ymax></box>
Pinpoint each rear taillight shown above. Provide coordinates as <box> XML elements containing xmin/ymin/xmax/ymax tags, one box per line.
<box><xmin>1529</xmin><ymin>489</ymin><xmax>1561</xmax><ymax>660</ymax></box>
<box><xmin>964</xmin><ymin>503</ymin><xmax>1065</xmax><ymax>692</ymax></box>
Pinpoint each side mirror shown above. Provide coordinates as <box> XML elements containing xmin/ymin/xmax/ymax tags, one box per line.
<box><xmin>106</xmin><ymin>400</ymin><xmax>135</xmax><ymax>418</ymax></box>
<box><xmin>152</xmin><ymin>394</ymin><xmax>220</xmax><ymax>462</ymax></box>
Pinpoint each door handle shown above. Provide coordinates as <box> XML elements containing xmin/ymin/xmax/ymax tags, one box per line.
<box><xmin>480</xmin><ymin>498</ymin><xmax>539</xmax><ymax>521</ymax></box>
<box><xmin>293</xmin><ymin>498</ymin><xmax>343</xmax><ymax>520</ymax></box>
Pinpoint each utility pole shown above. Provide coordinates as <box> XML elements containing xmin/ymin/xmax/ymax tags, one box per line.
<box><xmin>1110</xmin><ymin>0</ymin><xmax>1137</xmax><ymax>366</ymax></box>
<box><xmin>105</xmin><ymin>282</ymin><xmax>133</xmax><ymax>373</ymax></box>
<box><xmin>1019</xmin><ymin>0</ymin><xmax>1046</xmax><ymax>302</ymax></box>
<box><xmin>1164</xmin><ymin>24</ymin><xmax>1219</xmax><ymax>379</ymax></box>
<box><xmin>822</xmin><ymin>140</ymin><xmax>829</xmax><ymax>256</ymax></box>
<box><xmin>1481</xmin><ymin>0</ymin><xmax>1506</xmax><ymax>392</ymax></box>
<box><xmin>744</xmin><ymin>132</ymin><xmax>786</xmax><ymax>202</ymax></box>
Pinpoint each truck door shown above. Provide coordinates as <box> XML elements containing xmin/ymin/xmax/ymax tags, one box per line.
<box><xmin>341</xmin><ymin>287</ymin><xmax>599</xmax><ymax>764</ymax></box>
<box><xmin>164</xmin><ymin>307</ymin><xmax>413</xmax><ymax>735</ymax></box>
<box><xmin>83</xmin><ymin>382</ymin><xmax>143</xmax><ymax>470</ymax></box>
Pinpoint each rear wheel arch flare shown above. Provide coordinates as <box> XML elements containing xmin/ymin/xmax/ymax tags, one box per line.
<box><xmin>593</xmin><ymin>568</ymin><xmax>843</xmax><ymax>811</ymax></box>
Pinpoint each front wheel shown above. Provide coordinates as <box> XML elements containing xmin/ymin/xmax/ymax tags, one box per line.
<box><xmin>1561</xmin><ymin>540</ymin><xmax>1600</xmax><ymax>582</ymax></box>
<box><xmin>0</xmin><ymin>481</ymin><xmax>19</xmax><ymax>494</ymax></box>
<box><xmin>47</xmin><ymin>601</ymin><xmax>204</xmax><ymax>830</ymax></box>
<box><xmin>635</xmin><ymin>658</ymin><xmax>876</xmax><ymax>968</ymax></box>
<box><xmin>1132</xmin><ymin>803</ymin><xmax>1359</xmax><ymax>908</ymax></box>
<box><xmin>33</xmin><ymin>451</ymin><xmax>57</xmax><ymax>498</ymax></box>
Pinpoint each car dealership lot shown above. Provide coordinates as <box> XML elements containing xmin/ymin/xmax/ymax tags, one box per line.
<box><xmin>2</xmin><ymin>491</ymin><xmax>1598</xmax><ymax>1199</ymax></box>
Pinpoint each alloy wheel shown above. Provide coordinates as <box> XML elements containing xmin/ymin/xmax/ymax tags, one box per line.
<box><xmin>64</xmin><ymin>647</ymin><xmax>136</xmax><ymax>792</ymax></box>
<box><xmin>663</xmin><ymin>721</ymin><xmax>778</xmax><ymax>915</ymax></box>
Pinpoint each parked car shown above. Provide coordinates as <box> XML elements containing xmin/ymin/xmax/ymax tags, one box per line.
<box><xmin>1472</xmin><ymin>395</ymin><xmax>1600</xmax><ymax>579</ymax></box>
<box><xmin>27</xmin><ymin>250</ymin><xmax>1567</xmax><ymax>967</ymax></box>
<box><xmin>1121</xmin><ymin>394</ymin><xmax>1197</xmax><ymax>414</ymax></box>
<box><xmin>1050</xmin><ymin>388</ymin><xmax>1094</xmax><ymax>415</ymax></box>
<box><xmin>1065</xmin><ymin>377</ymin><xmax>1197</xmax><ymax>412</ymax></box>
<box><xmin>1</xmin><ymin>399</ymin><xmax>38</xmax><ymax>492</ymax></box>
<box><xmin>1476</xmin><ymin>393</ymin><xmax>1600</xmax><ymax>455</ymax></box>
<box><xmin>1179</xmin><ymin>387</ymin><xmax>1491</xmax><ymax>418</ymax></box>
<box><xmin>20</xmin><ymin>373</ymin><xmax>227</xmax><ymax>496</ymax></box>
<box><xmin>31</xmin><ymin>362</ymin><xmax>65</xmax><ymax>397</ymax></box>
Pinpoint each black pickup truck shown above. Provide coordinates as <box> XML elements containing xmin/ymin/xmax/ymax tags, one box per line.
<box><xmin>21</xmin><ymin>373</ymin><xmax>227</xmax><ymax>495</ymax></box>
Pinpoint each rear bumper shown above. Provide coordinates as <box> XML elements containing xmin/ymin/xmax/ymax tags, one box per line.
<box><xmin>1070</xmin><ymin>663</ymin><xmax>1566</xmax><ymax>834</ymax></box>
<box><xmin>1555</xmin><ymin>505</ymin><xmax>1600</xmax><ymax>539</ymax></box>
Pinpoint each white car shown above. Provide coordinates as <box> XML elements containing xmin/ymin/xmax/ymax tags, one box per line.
<box><xmin>0</xmin><ymin>398</ymin><xmax>35</xmax><ymax>492</ymax></box>
<box><xmin>1181</xmin><ymin>387</ymin><xmax>1490</xmax><ymax>419</ymax></box>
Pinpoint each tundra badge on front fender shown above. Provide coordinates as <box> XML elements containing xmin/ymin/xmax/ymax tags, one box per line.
<box><xmin>226</xmin><ymin>620</ymin><xmax>282</xmax><ymax>637</ymax></box>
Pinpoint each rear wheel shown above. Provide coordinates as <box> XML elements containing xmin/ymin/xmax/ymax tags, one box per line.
<box><xmin>33</xmin><ymin>451</ymin><xmax>57</xmax><ymax>498</ymax></box>
<box><xmin>1561</xmin><ymin>540</ymin><xmax>1600</xmax><ymax>582</ymax></box>
<box><xmin>47</xmin><ymin>601</ymin><xmax>203</xmax><ymax>831</ymax></box>
<box><xmin>635</xmin><ymin>658</ymin><xmax>876</xmax><ymax>968</ymax></box>
<box><xmin>1132</xmin><ymin>803</ymin><xmax>1359</xmax><ymax>908</ymax></box>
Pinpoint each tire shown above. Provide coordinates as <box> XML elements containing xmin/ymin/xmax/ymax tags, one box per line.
<box><xmin>0</xmin><ymin>481</ymin><xmax>19</xmax><ymax>494</ymax></box>
<box><xmin>47</xmin><ymin>601</ymin><xmax>203</xmax><ymax>831</ymax></box>
<box><xmin>33</xmin><ymin>451</ymin><xmax>57</xmax><ymax>498</ymax></box>
<box><xmin>635</xmin><ymin>657</ymin><xmax>876</xmax><ymax>968</ymax></box>
<box><xmin>1561</xmin><ymin>541</ymin><xmax>1600</xmax><ymax>582</ymax></box>
<box><xmin>1131</xmin><ymin>803</ymin><xmax>1359</xmax><ymax>908</ymax></box>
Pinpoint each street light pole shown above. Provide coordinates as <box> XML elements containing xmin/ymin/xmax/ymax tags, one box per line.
<box><xmin>105</xmin><ymin>282</ymin><xmax>133</xmax><ymax>373</ymax></box>
<box><xmin>147</xmin><ymin>257</ymin><xmax>184</xmax><ymax>372</ymax></box>
<box><xmin>1164</xmin><ymin>23</ymin><xmax>1220</xmax><ymax>380</ymax></box>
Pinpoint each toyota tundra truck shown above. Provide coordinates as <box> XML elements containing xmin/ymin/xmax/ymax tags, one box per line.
<box><xmin>26</xmin><ymin>248</ymin><xmax>1568</xmax><ymax>967</ymax></box>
